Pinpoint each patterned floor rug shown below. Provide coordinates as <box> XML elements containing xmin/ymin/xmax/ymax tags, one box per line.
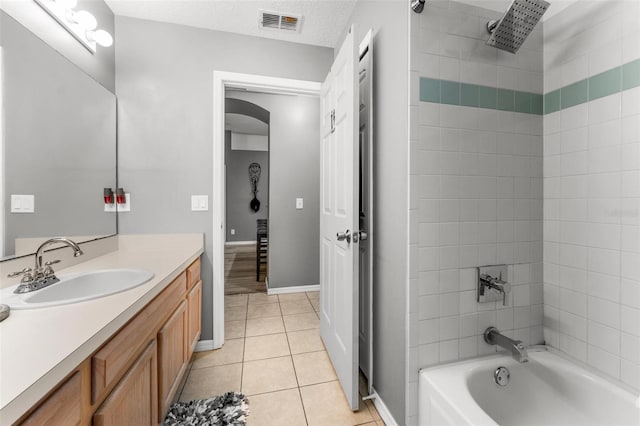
<box><xmin>163</xmin><ymin>392</ymin><xmax>249</xmax><ymax>426</ymax></box>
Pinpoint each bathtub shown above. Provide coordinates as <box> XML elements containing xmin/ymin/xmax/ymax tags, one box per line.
<box><xmin>418</xmin><ymin>346</ymin><xmax>639</xmax><ymax>426</ymax></box>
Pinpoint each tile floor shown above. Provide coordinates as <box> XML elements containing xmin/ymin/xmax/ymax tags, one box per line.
<box><xmin>177</xmin><ymin>291</ymin><xmax>384</xmax><ymax>426</ymax></box>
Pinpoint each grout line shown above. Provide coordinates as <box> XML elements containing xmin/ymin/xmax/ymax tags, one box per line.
<box><xmin>283</xmin><ymin>309</ymin><xmax>310</xmax><ymax>425</ymax></box>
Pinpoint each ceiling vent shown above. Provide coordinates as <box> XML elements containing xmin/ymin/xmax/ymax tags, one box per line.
<box><xmin>258</xmin><ymin>10</ymin><xmax>302</xmax><ymax>32</ymax></box>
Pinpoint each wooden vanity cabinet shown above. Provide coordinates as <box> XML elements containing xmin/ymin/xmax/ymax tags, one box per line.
<box><xmin>158</xmin><ymin>300</ymin><xmax>188</xmax><ymax>418</ymax></box>
<box><xmin>93</xmin><ymin>341</ymin><xmax>158</xmax><ymax>426</ymax></box>
<box><xmin>186</xmin><ymin>280</ymin><xmax>202</xmax><ymax>358</ymax></box>
<box><xmin>15</xmin><ymin>257</ymin><xmax>202</xmax><ymax>426</ymax></box>
<box><xmin>20</xmin><ymin>371</ymin><xmax>83</xmax><ymax>426</ymax></box>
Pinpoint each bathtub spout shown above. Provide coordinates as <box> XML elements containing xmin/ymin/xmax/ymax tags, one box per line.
<box><xmin>483</xmin><ymin>327</ymin><xmax>528</xmax><ymax>363</ymax></box>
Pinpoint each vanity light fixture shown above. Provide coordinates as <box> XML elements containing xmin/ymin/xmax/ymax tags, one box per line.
<box><xmin>34</xmin><ymin>0</ymin><xmax>113</xmax><ymax>53</ymax></box>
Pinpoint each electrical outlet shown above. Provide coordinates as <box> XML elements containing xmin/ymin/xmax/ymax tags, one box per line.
<box><xmin>230</xmin><ymin>229</ymin><xmax>236</xmax><ymax>235</ymax></box>
<box><xmin>296</xmin><ymin>198</ymin><xmax>303</xmax><ymax>209</ymax></box>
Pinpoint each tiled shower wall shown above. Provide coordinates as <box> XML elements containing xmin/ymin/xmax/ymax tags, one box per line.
<box><xmin>542</xmin><ymin>0</ymin><xmax>640</xmax><ymax>391</ymax></box>
<box><xmin>407</xmin><ymin>1</ymin><xmax>544</xmax><ymax>424</ymax></box>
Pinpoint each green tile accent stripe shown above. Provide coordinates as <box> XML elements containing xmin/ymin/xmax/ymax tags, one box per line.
<box><xmin>623</xmin><ymin>59</ymin><xmax>640</xmax><ymax>91</ymax></box>
<box><xmin>542</xmin><ymin>58</ymin><xmax>640</xmax><ymax>114</ymax></box>
<box><xmin>590</xmin><ymin>68</ymin><xmax>621</xmax><ymax>101</ymax></box>
<box><xmin>419</xmin><ymin>77</ymin><xmax>542</xmax><ymax>115</ymax></box>
<box><xmin>419</xmin><ymin>58</ymin><xmax>640</xmax><ymax>116</ymax></box>
<box><xmin>561</xmin><ymin>79</ymin><xmax>588</xmax><ymax>109</ymax></box>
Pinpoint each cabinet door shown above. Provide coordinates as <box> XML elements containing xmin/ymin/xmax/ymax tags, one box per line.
<box><xmin>187</xmin><ymin>280</ymin><xmax>202</xmax><ymax>358</ymax></box>
<box><xmin>158</xmin><ymin>300</ymin><xmax>188</xmax><ymax>418</ymax></box>
<box><xmin>93</xmin><ymin>341</ymin><xmax>158</xmax><ymax>426</ymax></box>
<box><xmin>20</xmin><ymin>371</ymin><xmax>81</xmax><ymax>426</ymax></box>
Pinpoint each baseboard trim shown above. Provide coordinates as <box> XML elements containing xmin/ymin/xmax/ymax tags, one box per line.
<box><xmin>267</xmin><ymin>283</ymin><xmax>320</xmax><ymax>295</ymax></box>
<box><xmin>224</xmin><ymin>240</ymin><xmax>256</xmax><ymax>246</ymax></box>
<box><xmin>194</xmin><ymin>340</ymin><xmax>215</xmax><ymax>352</ymax></box>
<box><xmin>371</xmin><ymin>388</ymin><xmax>398</xmax><ymax>426</ymax></box>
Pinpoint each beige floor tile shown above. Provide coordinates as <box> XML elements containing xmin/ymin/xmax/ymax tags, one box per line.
<box><xmin>245</xmin><ymin>316</ymin><xmax>285</xmax><ymax>337</ymax></box>
<box><xmin>306</xmin><ymin>291</ymin><xmax>320</xmax><ymax>303</ymax></box>
<box><xmin>287</xmin><ymin>329</ymin><xmax>325</xmax><ymax>354</ymax></box>
<box><xmin>292</xmin><ymin>350</ymin><xmax>337</xmax><ymax>386</ymax></box>
<box><xmin>225</xmin><ymin>294</ymin><xmax>248</xmax><ymax>307</ymax></box>
<box><xmin>247</xmin><ymin>302</ymin><xmax>282</xmax><ymax>319</ymax></box>
<box><xmin>226</xmin><ymin>306</ymin><xmax>247</xmax><ymax>322</ymax></box>
<box><xmin>225</xmin><ymin>319</ymin><xmax>246</xmax><ymax>339</ymax></box>
<box><xmin>310</xmin><ymin>299</ymin><xmax>320</xmax><ymax>312</ymax></box>
<box><xmin>244</xmin><ymin>333</ymin><xmax>290</xmax><ymax>361</ymax></box>
<box><xmin>300</xmin><ymin>381</ymin><xmax>373</xmax><ymax>426</ymax></box>
<box><xmin>365</xmin><ymin>399</ymin><xmax>382</xmax><ymax>421</ymax></box>
<box><xmin>248</xmin><ymin>293</ymin><xmax>279</xmax><ymax>305</ymax></box>
<box><xmin>246</xmin><ymin>388</ymin><xmax>307</xmax><ymax>426</ymax></box>
<box><xmin>242</xmin><ymin>356</ymin><xmax>298</xmax><ymax>395</ymax></box>
<box><xmin>179</xmin><ymin>363</ymin><xmax>242</xmax><ymax>402</ymax></box>
<box><xmin>191</xmin><ymin>338</ymin><xmax>244</xmax><ymax>369</ymax></box>
<box><xmin>283</xmin><ymin>313</ymin><xmax>320</xmax><ymax>332</ymax></box>
<box><xmin>280</xmin><ymin>300</ymin><xmax>314</xmax><ymax>315</ymax></box>
<box><xmin>278</xmin><ymin>293</ymin><xmax>309</xmax><ymax>303</ymax></box>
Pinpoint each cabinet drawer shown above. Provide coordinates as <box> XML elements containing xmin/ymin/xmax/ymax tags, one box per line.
<box><xmin>91</xmin><ymin>272</ymin><xmax>186</xmax><ymax>403</ymax></box>
<box><xmin>93</xmin><ymin>341</ymin><xmax>158</xmax><ymax>426</ymax></box>
<box><xmin>186</xmin><ymin>258</ymin><xmax>200</xmax><ymax>289</ymax></box>
<box><xmin>20</xmin><ymin>372</ymin><xmax>81</xmax><ymax>426</ymax></box>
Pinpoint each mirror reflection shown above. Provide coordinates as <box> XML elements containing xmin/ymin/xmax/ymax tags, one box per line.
<box><xmin>0</xmin><ymin>11</ymin><xmax>117</xmax><ymax>260</ymax></box>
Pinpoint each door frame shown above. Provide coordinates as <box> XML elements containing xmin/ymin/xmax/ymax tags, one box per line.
<box><xmin>212</xmin><ymin>71</ymin><xmax>321</xmax><ymax>349</ymax></box>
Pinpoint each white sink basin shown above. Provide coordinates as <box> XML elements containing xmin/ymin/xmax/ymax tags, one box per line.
<box><xmin>0</xmin><ymin>269</ymin><xmax>154</xmax><ymax>309</ymax></box>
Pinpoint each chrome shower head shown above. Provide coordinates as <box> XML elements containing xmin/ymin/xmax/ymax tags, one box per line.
<box><xmin>486</xmin><ymin>0</ymin><xmax>549</xmax><ymax>53</ymax></box>
<box><xmin>411</xmin><ymin>0</ymin><xmax>425</xmax><ymax>14</ymax></box>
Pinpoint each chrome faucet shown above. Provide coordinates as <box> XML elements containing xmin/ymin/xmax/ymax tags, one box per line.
<box><xmin>479</xmin><ymin>273</ymin><xmax>511</xmax><ymax>306</ymax></box>
<box><xmin>8</xmin><ymin>237</ymin><xmax>84</xmax><ymax>294</ymax></box>
<box><xmin>484</xmin><ymin>327</ymin><xmax>528</xmax><ymax>363</ymax></box>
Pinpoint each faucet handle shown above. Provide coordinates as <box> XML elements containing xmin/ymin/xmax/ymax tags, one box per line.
<box><xmin>43</xmin><ymin>260</ymin><xmax>61</xmax><ymax>277</ymax></box>
<box><xmin>8</xmin><ymin>268</ymin><xmax>35</xmax><ymax>284</ymax></box>
<box><xmin>8</xmin><ymin>267</ymin><xmax>32</xmax><ymax>278</ymax></box>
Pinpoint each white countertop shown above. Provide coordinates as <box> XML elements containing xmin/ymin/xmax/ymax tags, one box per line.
<box><xmin>0</xmin><ymin>233</ymin><xmax>204</xmax><ymax>425</ymax></box>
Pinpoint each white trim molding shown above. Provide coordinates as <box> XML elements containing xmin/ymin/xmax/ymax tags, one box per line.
<box><xmin>224</xmin><ymin>240</ymin><xmax>257</xmax><ymax>246</ymax></box>
<box><xmin>212</xmin><ymin>71</ymin><xmax>321</xmax><ymax>351</ymax></box>
<box><xmin>371</xmin><ymin>389</ymin><xmax>399</xmax><ymax>426</ymax></box>
<box><xmin>267</xmin><ymin>284</ymin><xmax>320</xmax><ymax>295</ymax></box>
<box><xmin>194</xmin><ymin>340</ymin><xmax>215</xmax><ymax>352</ymax></box>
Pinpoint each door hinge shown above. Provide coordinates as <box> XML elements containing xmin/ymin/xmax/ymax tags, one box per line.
<box><xmin>330</xmin><ymin>109</ymin><xmax>336</xmax><ymax>133</ymax></box>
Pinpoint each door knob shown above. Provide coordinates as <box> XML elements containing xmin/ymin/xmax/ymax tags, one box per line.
<box><xmin>336</xmin><ymin>230</ymin><xmax>351</xmax><ymax>243</ymax></box>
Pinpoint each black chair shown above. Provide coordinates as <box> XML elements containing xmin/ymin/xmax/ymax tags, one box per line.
<box><xmin>256</xmin><ymin>219</ymin><xmax>268</xmax><ymax>281</ymax></box>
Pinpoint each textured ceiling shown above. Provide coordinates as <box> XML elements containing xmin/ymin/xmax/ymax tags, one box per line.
<box><xmin>104</xmin><ymin>0</ymin><xmax>358</xmax><ymax>48</ymax></box>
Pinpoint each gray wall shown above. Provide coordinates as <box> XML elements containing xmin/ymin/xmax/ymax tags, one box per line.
<box><xmin>227</xmin><ymin>92</ymin><xmax>321</xmax><ymax>289</ymax></box>
<box><xmin>0</xmin><ymin>0</ymin><xmax>115</xmax><ymax>92</ymax></box>
<box><xmin>115</xmin><ymin>16</ymin><xmax>333</xmax><ymax>340</ymax></box>
<box><xmin>342</xmin><ymin>2</ymin><xmax>410</xmax><ymax>424</ymax></box>
<box><xmin>225</xmin><ymin>131</ymin><xmax>269</xmax><ymax>242</ymax></box>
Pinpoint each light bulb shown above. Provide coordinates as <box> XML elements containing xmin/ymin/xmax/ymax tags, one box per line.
<box><xmin>68</xmin><ymin>10</ymin><xmax>97</xmax><ymax>30</ymax></box>
<box><xmin>86</xmin><ymin>29</ymin><xmax>113</xmax><ymax>47</ymax></box>
<box><xmin>55</xmin><ymin>0</ymin><xmax>77</xmax><ymax>9</ymax></box>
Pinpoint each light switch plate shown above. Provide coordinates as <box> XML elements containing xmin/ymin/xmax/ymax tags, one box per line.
<box><xmin>296</xmin><ymin>198</ymin><xmax>303</xmax><ymax>209</ymax></box>
<box><xmin>11</xmin><ymin>195</ymin><xmax>35</xmax><ymax>213</ymax></box>
<box><xmin>191</xmin><ymin>195</ymin><xmax>208</xmax><ymax>211</ymax></box>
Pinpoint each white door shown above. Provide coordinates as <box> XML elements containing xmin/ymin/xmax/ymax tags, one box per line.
<box><xmin>319</xmin><ymin>25</ymin><xmax>360</xmax><ymax>411</ymax></box>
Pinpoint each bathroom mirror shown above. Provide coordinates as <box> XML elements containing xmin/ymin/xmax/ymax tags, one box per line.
<box><xmin>0</xmin><ymin>11</ymin><xmax>117</xmax><ymax>260</ymax></box>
